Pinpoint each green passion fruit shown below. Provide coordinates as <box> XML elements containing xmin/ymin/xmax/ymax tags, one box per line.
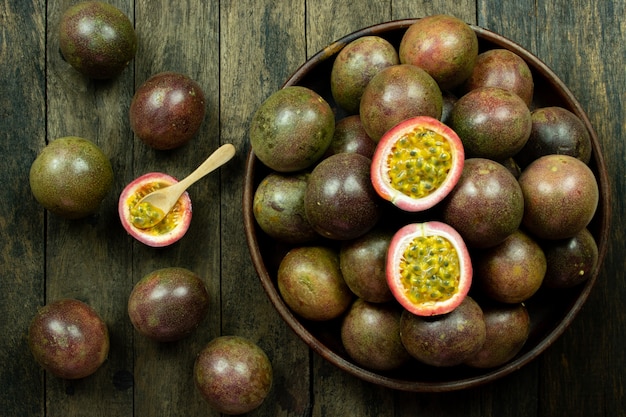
<box><xmin>29</xmin><ymin>136</ymin><xmax>113</xmax><ymax>219</ymax></box>
<box><xmin>249</xmin><ymin>86</ymin><xmax>335</xmax><ymax>172</ymax></box>
<box><xmin>130</xmin><ymin>72</ymin><xmax>206</xmax><ymax>150</ymax></box>
<box><xmin>59</xmin><ymin>1</ymin><xmax>137</xmax><ymax>79</ymax></box>
<box><xmin>370</xmin><ymin>116</ymin><xmax>464</xmax><ymax>212</ymax></box>
<box><xmin>28</xmin><ymin>299</ymin><xmax>109</xmax><ymax>379</ymax></box>
<box><xmin>127</xmin><ymin>267</ymin><xmax>210</xmax><ymax>342</ymax></box>
<box><xmin>118</xmin><ymin>172</ymin><xmax>192</xmax><ymax>247</ymax></box>
<box><xmin>386</xmin><ymin>221</ymin><xmax>472</xmax><ymax>317</ymax></box>
<box><xmin>399</xmin><ymin>14</ymin><xmax>479</xmax><ymax>91</ymax></box>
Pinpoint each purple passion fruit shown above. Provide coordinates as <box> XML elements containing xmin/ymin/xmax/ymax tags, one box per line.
<box><xmin>542</xmin><ymin>227</ymin><xmax>599</xmax><ymax>289</ymax></box>
<box><xmin>29</xmin><ymin>136</ymin><xmax>113</xmax><ymax>219</ymax></box>
<box><xmin>518</xmin><ymin>154</ymin><xmax>599</xmax><ymax>240</ymax></box>
<box><xmin>59</xmin><ymin>1</ymin><xmax>137</xmax><ymax>79</ymax></box>
<box><xmin>370</xmin><ymin>116</ymin><xmax>464</xmax><ymax>212</ymax></box>
<box><xmin>130</xmin><ymin>72</ymin><xmax>206</xmax><ymax>150</ymax></box>
<box><xmin>441</xmin><ymin>158</ymin><xmax>524</xmax><ymax>248</ymax></box>
<box><xmin>194</xmin><ymin>336</ymin><xmax>272</xmax><ymax>415</ymax></box>
<box><xmin>28</xmin><ymin>299</ymin><xmax>109</xmax><ymax>379</ymax></box>
<box><xmin>127</xmin><ymin>267</ymin><xmax>209</xmax><ymax>342</ymax></box>
<box><xmin>330</xmin><ymin>35</ymin><xmax>400</xmax><ymax>114</ymax></box>
<box><xmin>324</xmin><ymin>115</ymin><xmax>377</xmax><ymax>159</ymax></box>
<box><xmin>386</xmin><ymin>221</ymin><xmax>472</xmax><ymax>317</ymax></box>
<box><xmin>399</xmin><ymin>296</ymin><xmax>486</xmax><ymax>367</ymax></box>
<box><xmin>399</xmin><ymin>14</ymin><xmax>479</xmax><ymax>90</ymax></box>
<box><xmin>253</xmin><ymin>172</ymin><xmax>318</xmax><ymax>244</ymax></box>
<box><xmin>249</xmin><ymin>86</ymin><xmax>335</xmax><ymax>172</ymax></box>
<box><xmin>359</xmin><ymin>64</ymin><xmax>443</xmax><ymax>142</ymax></box>
<box><xmin>118</xmin><ymin>172</ymin><xmax>192</xmax><ymax>247</ymax></box>
<box><xmin>340</xmin><ymin>299</ymin><xmax>411</xmax><ymax>371</ymax></box>
<box><xmin>277</xmin><ymin>246</ymin><xmax>353</xmax><ymax>321</ymax></box>
<box><xmin>304</xmin><ymin>153</ymin><xmax>382</xmax><ymax>240</ymax></box>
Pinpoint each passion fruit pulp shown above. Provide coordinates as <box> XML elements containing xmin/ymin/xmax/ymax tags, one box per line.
<box><xmin>118</xmin><ymin>172</ymin><xmax>192</xmax><ymax>247</ymax></box>
<box><xmin>370</xmin><ymin>116</ymin><xmax>464</xmax><ymax>212</ymax></box>
<box><xmin>386</xmin><ymin>221</ymin><xmax>472</xmax><ymax>316</ymax></box>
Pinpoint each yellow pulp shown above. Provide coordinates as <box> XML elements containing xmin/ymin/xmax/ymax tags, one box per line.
<box><xmin>387</xmin><ymin>127</ymin><xmax>452</xmax><ymax>199</ymax></box>
<box><xmin>130</xmin><ymin>201</ymin><xmax>165</xmax><ymax>229</ymax></box>
<box><xmin>400</xmin><ymin>235</ymin><xmax>460</xmax><ymax>304</ymax></box>
<box><xmin>127</xmin><ymin>182</ymin><xmax>182</xmax><ymax>234</ymax></box>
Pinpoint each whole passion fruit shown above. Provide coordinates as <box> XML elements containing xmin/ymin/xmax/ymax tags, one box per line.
<box><xmin>359</xmin><ymin>64</ymin><xmax>443</xmax><ymax>142</ymax></box>
<box><xmin>277</xmin><ymin>246</ymin><xmax>353</xmax><ymax>321</ymax></box>
<box><xmin>324</xmin><ymin>115</ymin><xmax>377</xmax><ymax>159</ymax></box>
<box><xmin>253</xmin><ymin>172</ymin><xmax>318</xmax><ymax>244</ymax></box>
<box><xmin>542</xmin><ymin>227</ymin><xmax>599</xmax><ymax>289</ymax></box>
<box><xmin>441</xmin><ymin>158</ymin><xmax>524</xmax><ymax>248</ymax></box>
<box><xmin>59</xmin><ymin>1</ymin><xmax>137</xmax><ymax>79</ymax></box>
<box><xmin>330</xmin><ymin>35</ymin><xmax>400</xmax><ymax>114</ymax></box>
<box><xmin>29</xmin><ymin>136</ymin><xmax>113</xmax><ymax>219</ymax></box>
<box><xmin>386</xmin><ymin>221</ymin><xmax>472</xmax><ymax>317</ymax></box>
<box><xmin>399</xmin><ymin>14</ymin><xmax>479</xmax><ymax>90</ymax></box>
<box><xmin>450</xmin><ymin>86</ymin><xmax>532</xmax><ymax>160</ymax></box>
<box><xmin>194</xmin><ymin>336</ymin><xmax>272</xmax><ymax>415</ymax></box>
<box><xmin>399</xmin><ymin>296</ymin><xmax>486</xmax><ymax>367</ymax></box>
<box><xmin>130</xmin><ymin>72</ymin><xmax>206</xmax><ymax>150</ymax></box>
<box><xmin>127</xmin><ymin>267</ymin><xmax>210</xmax><ymax>342</ymax></box>
<box><xmin>518</xmin><ymin>154</ymin><xmax>599</xmax><ymax>240</ymax></box>
<box><xmin>28</xmin><ymin>299</ymin><xmax>109</xmax><ymax>379</ymax></box>
<box><xmin>370</xmin><ymin>116</ymin><xmax>464</xmax><ymax>212</ymax></box>
<box><xmin>249</xmin><ymin>86</ymin><xmax>335</xmax><ymax>172</ymax></box>
<box><xmin>305</xmin><ymin>153</ymin><xmax>382</xmax><ymax>240</ymax></box>
<box><xmin>340</xmin><ymin>299</ymin><xmax>411</xmax><ymax>371</ymax></box>
<box><xmin>118</xmin><ymin>172</ymin><xmax>192</xmax><ymax>247</ymax></box>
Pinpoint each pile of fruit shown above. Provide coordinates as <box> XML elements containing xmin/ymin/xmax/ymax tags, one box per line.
<box><xmin>249</xmin><ymin>15</ymin><xmax>600</xmax><ymax>372</ymax></box>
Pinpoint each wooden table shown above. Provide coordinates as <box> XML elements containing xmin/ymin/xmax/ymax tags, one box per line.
<box><xmin>2</xmin><ymin>1</ymin><xmax>624</xmax><ymax>416</ymax></box>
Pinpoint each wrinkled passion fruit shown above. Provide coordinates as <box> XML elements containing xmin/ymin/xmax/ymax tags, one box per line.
<box><xmin>118</xmin><ymin>172</ymin><xmax>192</xmax><ymax>247</ymax></box>
<box><xmin>371</xmin><ymin>116</ymin><xmax>464</xmax><ymax>212</ymax></box>
<box><xmin>386</xmin><ymin>221</ymin><xmax>472</xmax><ymax>316</ymax></box>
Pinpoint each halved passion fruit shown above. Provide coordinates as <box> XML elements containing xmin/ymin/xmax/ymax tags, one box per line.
<box><xmin>118</xmin><ymin>172</ymin><xmax>192</xmax><ymax>247</ymax></box>
<box><xmin>371</xmin><ymin>116</ymin><xmax>464</xmax><ymax>212</ymax></box>
<box><xmin>386</xmin><ymin>221</ymin><xmax>472</xmax><ymax>316</ymax></box>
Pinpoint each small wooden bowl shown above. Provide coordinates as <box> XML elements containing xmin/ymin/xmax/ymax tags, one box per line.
<box><xmin>243</xmin><ymin>19</ymin><xmax>611</xmax><ymax>392</ymax></box>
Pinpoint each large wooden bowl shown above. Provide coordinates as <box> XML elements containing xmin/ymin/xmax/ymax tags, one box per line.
<box><xmin>243</xmin><ymin>19</ymin><xmax>611</xmax><ymax>392</ymax></box>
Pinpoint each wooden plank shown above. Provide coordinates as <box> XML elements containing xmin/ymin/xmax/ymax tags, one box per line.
<box><xmin>0</xmin><ymin>0</ymin><xmax>46</xmax><ymax>416</ymax></box>
<box><xmin>219</xmin><ymin>1</ymin><xmax>313</xmax><ymax>416</ymax></box>
<box><xmin>392</xmin><ymin>0</ymin><xmax>476</xmax><ymax>22</ymax></box>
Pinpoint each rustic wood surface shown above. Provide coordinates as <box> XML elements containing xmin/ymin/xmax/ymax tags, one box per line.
<box><xmin>1</xmin><ymin>0</ymin><xmax>624</xmax><ymax>416</ymax></box>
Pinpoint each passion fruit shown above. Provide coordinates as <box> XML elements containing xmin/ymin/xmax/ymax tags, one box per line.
<box><xmin>518</xmin><ymin>154</ymin><xmax>599</xmax><ymax>240</ymax></box>
<box><xmin>386</xmin><ymin>221</ymin><xmax>472</xmax><ymax>317</ymax></box>
<box><xmin>324</xmin><ymin>115</ymin><xmax>377</xmax><ymax>159</ymax></box>
<box><xmin>449</xmin><ymin>86</ymin><xmax>532</xmax><ymax>160</ymax></box>
<box><xmin>28</xmin><ymin>299</ymin><xmax>109</xmax><ymax>379</ymax></box>
<box><xmin>330</xmin><ymin>35</ymin><xmax>400</xmax><ymax>114</ymax></box>
<box><xmin>118</xmin><ymin>172</ymin><xmax>192</xmax><ymax>247</ymax></box>
<box><xmin>304</xmin><ymin>153</ymin><xmax>382</xmax><ymax>240</ymax></box>
<box><xmin>542</xmin><ymin>227</ymin><xmax>599</xmax><ymax>289</ymax></box>
<box><xmin>130</xmin><ymin>72</ymin><xmax>206</xmax><ymax>150</ymax></box>
<box><xmin>194</xmin><ymin>335</ymin><xmax>272</xmax><ymax>415</ymax></box>
<box><xmin>59</xmin><ymin>1</ymin><xmax>137</xmax><ymax>79</ymax></box>
<box><xmin>29</xmin><ymin>136</ymin><xmax>114</xmax><ymax>219</ymax></box>
<box><xmin>277</xmin><ymin>246</ymin><xmax>353</xmax><ymax>321</ymax></box>
<box><xmin>253</xmin><ymin>172</ymin><xmax>319</xmax><ymax>245</ymax></box>
<box><xmin>359</xmin><ymin>64</ymin><xmax>443</xmax><ymax>142</ymax></box>
<box><xmin>399</xmin><ymin>296</ymin><xmax>486</xmax><ymax>367</ymax></box>
<box><xmin>249</xmin><ymin>86</ymin><xmax>335</xmax><ymax>172</ymax></box>
<box><xmin>398</xmin><ymin>14</ymin><xmax>479</xmax><ymax>90</ymax></box>
<box><xmin>127</xmin><ymin>267</ymin><xmax>210</xmax><ymax>342</ymax></box>
<box><xmin>370</xmin><ymin>116</ymin><xmax>464</xmax><ymax>212</ymax></box>
<box><xmin>340</xmin><ymin>299</ymin><xmax>411</xmax><ymax>371</ymax></box>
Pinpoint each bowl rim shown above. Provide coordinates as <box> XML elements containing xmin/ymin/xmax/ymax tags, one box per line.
<box><xmin>243</xmin><ymin>18</ymin><xmax>611</xmax><ymax>392</ymax></box>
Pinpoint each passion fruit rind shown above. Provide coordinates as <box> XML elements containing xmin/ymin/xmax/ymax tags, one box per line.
<box><xmin>371</xmin><ymin>116</ymin><xmax>465</xmax><ymax>212</ymax></box>
<box><xmin>386</xmin><ymin>221</ymin><xmax>472</xmax><ymax>316</ymax></box>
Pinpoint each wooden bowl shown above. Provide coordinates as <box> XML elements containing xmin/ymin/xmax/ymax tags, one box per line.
<box><xmin>243</xmin><ymin>19</ymin><xmax>611</xmax><ymax>392</ymax></box>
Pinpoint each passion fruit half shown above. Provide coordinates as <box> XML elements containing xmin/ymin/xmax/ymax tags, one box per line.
<box><xmin>118</xmin><ymin>172</ymin><xmax>192</xmax><ymax>247</ymax></box>
<box><xmin>370</xmin><ymin>116</ymin><xmax>464</xmax><ymax>212</ymax></box>
<box><xmin>386</xmin><ymin>221</ymin><xmax>472</xmax><ymax>316</ymax></box>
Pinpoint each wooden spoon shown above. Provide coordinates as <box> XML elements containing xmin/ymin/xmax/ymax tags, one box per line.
<box><xmin>131</xmin><ymin>143</ymin><xmax>236</xmax><ymax>229</ymax></box>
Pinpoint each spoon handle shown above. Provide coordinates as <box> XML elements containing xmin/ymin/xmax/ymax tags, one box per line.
<box><xmin>175</xmin><ymin>143</ymin><xmax>236</xmax><ymax>192</ymax></box>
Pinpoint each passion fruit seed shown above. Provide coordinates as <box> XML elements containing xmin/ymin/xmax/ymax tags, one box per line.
<box><xmin>130</xmin><ymin>201</ymin><xmax>165</xmax><ymax>229</ymax></box>
<box><xmin>125</xmin><ymin>181</ymin><xmax>183</xmax><ymax>235</ymax></box>
<box><xmin>401</xmin><ymin>235</ymin><xmax>460</xmax><ymax>305</ymax></box>
<box><xmin>388</xmin><ymin>127</ymin><xmax>452</xmax><ymax>200</ymax></box>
